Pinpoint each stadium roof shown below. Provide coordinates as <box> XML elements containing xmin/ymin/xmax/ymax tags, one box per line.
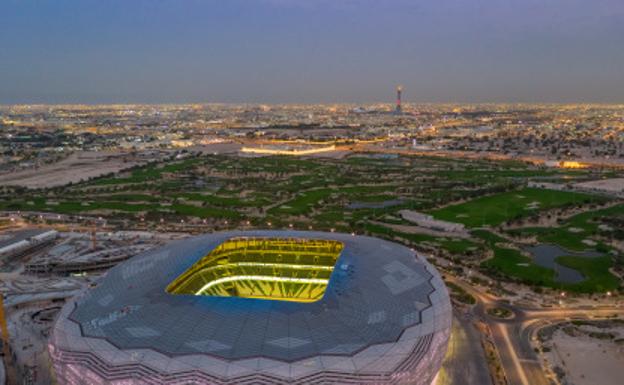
<box><xmin>64</xmin><ymin>231</ymin><xmax>448</xmax><ymax>363</ymax></box>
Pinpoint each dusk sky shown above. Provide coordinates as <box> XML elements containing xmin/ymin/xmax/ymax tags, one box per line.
<box><xmin>1</xmin><ymin>0</ymin><xmax>623</xmax><ymax>104</ymax></box>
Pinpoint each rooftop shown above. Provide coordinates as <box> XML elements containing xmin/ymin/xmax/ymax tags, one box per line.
<box><xmin>66</xmin><ymin>231</ymin><xmax>448</xmax><ymax>362</ymax></box>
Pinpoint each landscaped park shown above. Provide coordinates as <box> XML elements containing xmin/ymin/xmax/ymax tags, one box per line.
<box><xmin>1</xmin><ymin>152</ymin><xmax>622</xmax><ymax>294</ymax></box>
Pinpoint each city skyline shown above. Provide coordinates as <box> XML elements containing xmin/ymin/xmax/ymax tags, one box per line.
<box><xmin>1</xmin><ymin>0</ymin><xmax>623</xmax><ymax>104</ymax></box>
<box><xmin>2</xmin><ymin>2</ymin><xmax>624</xmax><ymax>385</ymax></box>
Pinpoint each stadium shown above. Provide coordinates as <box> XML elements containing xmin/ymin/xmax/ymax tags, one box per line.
<box><xmin>49</xmin><ymin>231</ymin><xmax>452</xmax><ymax>385</ymax></box>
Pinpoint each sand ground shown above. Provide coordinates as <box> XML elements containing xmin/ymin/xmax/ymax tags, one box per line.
<box><xmin>0</xmin><ymin>151</ymin><xmax>145</xmax><ymax>188</ymax></box>
<box><xmin>548</xmin><ymin>329</ymin><xmax>624</xmax><ymax>385</ymax></box>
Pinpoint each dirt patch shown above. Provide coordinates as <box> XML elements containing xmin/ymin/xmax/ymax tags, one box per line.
<box><xmin>0</xmin><ymin>151</ymin><xmax>148</xmax><ymax>188</ymax></box>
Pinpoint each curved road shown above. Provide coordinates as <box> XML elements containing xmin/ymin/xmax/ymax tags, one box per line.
<box><xmin>446</xmin><ymin>275</ymin><xmax>624</xmax><ymax>385</ymax></box>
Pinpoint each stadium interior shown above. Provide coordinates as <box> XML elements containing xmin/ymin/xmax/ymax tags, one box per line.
<box><xmin>167</xmin><ymin>237</ymin><xmax>344</xmax><ymax>302</ymax></box>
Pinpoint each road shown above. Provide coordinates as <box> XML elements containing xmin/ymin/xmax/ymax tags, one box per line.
<box><xmin>437</xmin><ymin>312</ymin><xmax>493</xmax><ymax>385</ymax></box>
<box><xmin>2</xmin><ymin>285</ymin><xmax>85</xmax><ymax>385</ymax></box>
<box><xmin>446</xmin><ymin>275</ymin><xmax>624</xmax><ymax>385</ymax></box>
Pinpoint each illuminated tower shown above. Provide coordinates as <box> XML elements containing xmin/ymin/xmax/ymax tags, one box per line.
<box><xmin>395</xmin><ymin>85</ymin><xmax>403</xmax><ymax>113</ymax></box>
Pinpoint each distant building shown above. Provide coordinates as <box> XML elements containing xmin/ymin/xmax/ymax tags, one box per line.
<box><xmin>395</xmin><ymin>85</ymin><xmax>403</xmax><ymax>114</ymax></box>
<box><xmin>0</xmin><ymin>229</ymin><xmax>58</xmax><ymax>262</ymax></box>
<box><xmin>399</xmin><ymin>210</ymin><xmax>466</xmax><ymax>233</ymax></box>
<box><xmin>544</xmin><ymin>160</ymin><xmax>588</xmax><ymax>169</ymax></box>
<box><xmin>241</xmin><ymin>144</ymin><xmax>336</xmax><ymax>156</ymax></box>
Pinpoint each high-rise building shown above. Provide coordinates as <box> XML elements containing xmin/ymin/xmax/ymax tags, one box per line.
<box><xmin>396</xmin><ymin>85</ymin><xmax>403</xmax><ymax>113</ymax></box>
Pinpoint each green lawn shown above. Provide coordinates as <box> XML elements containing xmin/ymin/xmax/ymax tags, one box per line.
<box><xmin>473</xmin><ymin>230</ymin><xmax>556</xmax><ymax>285</ymax></box>
<box><xmin>437</xmin><ymin>238</ymin><xmax>480</xmax><ymax>254</ymax></box>
<box><xmin>96</xmin><ymin>194</ymin><xmax>161</xmax><ymax>202</ymax></box>
<box><xmin>0</xmin><ymin>199</ymin><xmax>159</xmax><ymax>214</ymax></box>
<box><xmin>481</xmin><ymin>245</ymin><xmax>556</xmax><ymax>286</ymax></box>
<box><xmin>362</xmin><ymin>223</ymin><xmax>479</xmax><ymax>255</ymax></box>
<box><xmin>269</xmin><ymin>189</ymin><xmax>333</xmax><ymax>215</ymax></box>
<box><xmin>175</xmin><ymin>193</ymin><xmax>269</xmax><ymax>207</ymax></box>
<box><xmin>170</xmin><ymin>204</ymin><xmax>241</xmax><ymax>220</ymax></box>
<box><xmin>430</xmin><ymin>188</ymin><xmax>603</xmax><ymax>228</ymax></box>
<box><xmin>556</xmin><ymin>256</ymin><xmax>619</xmax><ymax>293</ymax></box>
<box><xmin>470</xmin><ymin>229</ymin><xmax>508</xmax><ymax>244</ymax></box>
<box><xmin>507</xmin><ymin>204</ymin><xmax>624</xmax><ymax>251</ymax></box>
<box><xmin>474</xmin><ymin>230</ymin><xmax>619</xmax><ymax>293</ymax></box>
<box><xmin>269</xmin><ymin>185</ymin><xmax>403</xmax><ymax>216</ymax></box>
<box><xmin>91</xmin><ymin>158</ymin><xmax>203</xmax><ymax>186</ymax></box>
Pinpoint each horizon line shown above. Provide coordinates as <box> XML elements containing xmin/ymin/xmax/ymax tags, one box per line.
<box><xmin>1</xmin><ymin>101</ymin><xmax>623</xmax><ymax>107</ymax></box>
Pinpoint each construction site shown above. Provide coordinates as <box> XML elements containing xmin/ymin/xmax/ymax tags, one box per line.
<box><xmin>0</xmin><ymin>222</ymin><xmax>178</xmax><ymax>385</ymax></box>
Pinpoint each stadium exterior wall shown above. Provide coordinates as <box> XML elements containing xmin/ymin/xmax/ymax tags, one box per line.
<box><xmin>49</xmin><ymin>231</ymin><xmax>452</xmax><ymax>385</ymax></box>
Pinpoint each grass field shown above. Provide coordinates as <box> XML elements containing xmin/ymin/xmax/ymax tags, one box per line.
<box><xmin>430</xmin><ymin>188</ymin><xmax>603</xmax><ymax>228</ymax></box>
<box><xmin>556</xmin><ymin>256</ymin><xmax>619</xmax><ymax>293</ymax></box>
<box><xmin>474</xmin><ymin>230</ymin><xmax>556</xmax><ymax>286</ymax></box>
<box><xmin>2</xmin><ymin>152</ymin><xmax>619</xmax><ymax>293</ymax></box>
<box><xmin>482</xmin><ymin>245</ymin><xmax>556</xmax><ymax>286</ymax></box>
<box><xmin>508</xmin><ymin>204</ymin><xmax>624</xmax><ymax>251</ymax></box>
<box><xmin>474</xmin><ymin>230</ymin><xmax>619</xmax><ymax>293</ymax></box>
<box><xmin>4</xmin><ymin>154</ymin><xmax>595</xmax><ymax>231</ymax></box>
<box><xmin>269</xmin><ymin>189</ymin><xmax>334</xmax><ymax>215</ymax></box>
<box><xmin>363</xmin><ymin>223</ymin><xmax>480</xmax><ymax>255</ymax></box>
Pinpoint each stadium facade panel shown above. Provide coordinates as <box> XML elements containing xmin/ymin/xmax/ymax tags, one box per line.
<box><xmin>49</xmin><ymin>231</ymin><xmax>452</xmax><ymax>384</ymax></box>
